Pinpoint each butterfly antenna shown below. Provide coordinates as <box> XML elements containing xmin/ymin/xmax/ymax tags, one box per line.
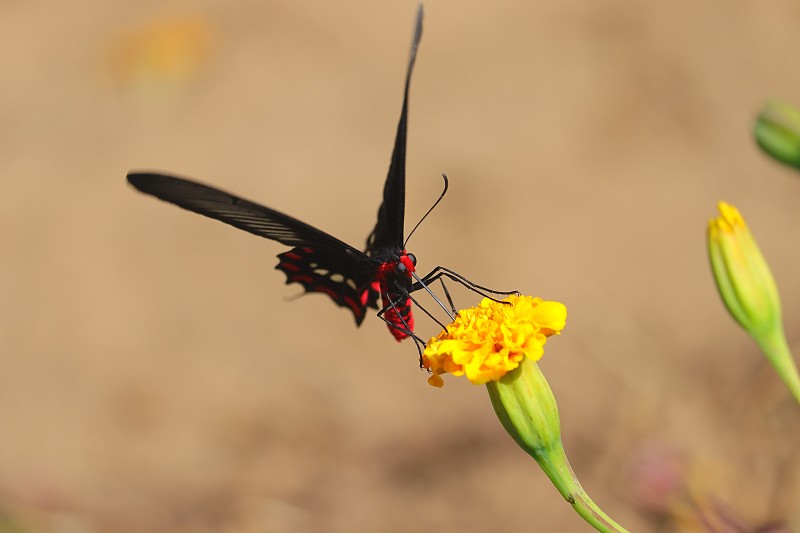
<box><xmin>404</xmin><ymin>173</ymin><xmax>449</xmax><ymax>248</ymax></box>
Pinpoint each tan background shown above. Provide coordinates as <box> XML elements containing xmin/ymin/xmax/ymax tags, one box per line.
<box><xmin>2</xmin><ymin>0</ymin><xmax>800</xmax><ymax>531</ymax></box>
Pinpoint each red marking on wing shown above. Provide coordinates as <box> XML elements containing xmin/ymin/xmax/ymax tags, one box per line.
<box><xmin>342</xmin><ymin>295</ymin><xmax>362</xmax><ymax>317</ymax></box>
<box><xmin>314</xmin><ymin>285</ymin><xmax>339</xmax><ymax>299</ymax></box>
<box><xmin>279</xmin><ymin>262</ymin><xmax>301</xmax><ymax>272</ymax></box>
<box><xmin>275</xmin><ymin>247</ymin><xmax>372</xmax><ymax>326</ymax></box>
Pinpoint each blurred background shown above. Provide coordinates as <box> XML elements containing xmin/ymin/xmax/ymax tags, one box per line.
<box><xmin>2</xmin><ymin>0</ymin><xmax>800</xmax><ymax>531</ymax></box>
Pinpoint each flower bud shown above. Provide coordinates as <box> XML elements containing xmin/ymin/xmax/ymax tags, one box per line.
<box><xmin>708</xmin><ymin>201</ymin><xmax>800</xmax><ymax>403</ymax></box>
<box><xmin>707</xmin><ymin>201</ymin><xmax>781</xmax><ymax>336</ymax></box>
<box><xmin>487</xmin><ymin>357</ymin><xmax>629</xmax><ymax>532</ymax></box>
<box><xmin>755</xmin><ymin>100</ymin><xmax>800</xmax><ymax>170</ymax></box>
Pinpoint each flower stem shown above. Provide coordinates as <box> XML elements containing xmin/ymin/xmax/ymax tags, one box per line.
<box><xmin>536</xmin><ymin>441</ymin><xmax>629</xmax><ymax>533</ymax></box>
<box><xmin>755</xmin><ymin>326</ymin><xmax>800</xmax><ymax>405</ymax></box>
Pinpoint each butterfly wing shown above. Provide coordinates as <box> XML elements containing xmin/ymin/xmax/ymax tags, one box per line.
<box><xmin>275</xmin><ymin>246</ymin><xmax>380</xmax><ymax>325</ymax></box>
<box><xmin>366</xmin><ymin>4</ymin><xmax>423</xmax><ymax>256</ymax></box>
<box><xmin>127</xmin><ymin>172</ymin><xmax>379</xmax><ymax>324</ymax></box>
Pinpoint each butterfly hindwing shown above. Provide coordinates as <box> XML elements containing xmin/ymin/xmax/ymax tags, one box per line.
<box><xmin>277</xmin><ymin>247</ymin><xmax>380</xmax><ymax>325</ymax></box>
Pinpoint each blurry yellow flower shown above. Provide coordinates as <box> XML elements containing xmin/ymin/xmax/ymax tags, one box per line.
<box><xmin>109</xmin><ymin>14</ymin><xmax>215</xmax><ymax>89</ymax></box>
<box><xmin>422</xmin><ymin>295</ymin><xmax>566</xmax><ymax>387</ymax></box>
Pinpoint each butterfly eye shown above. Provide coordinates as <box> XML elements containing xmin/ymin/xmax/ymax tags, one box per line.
<box><xmin>406</xmin><ymin>253</ymin><xmax>417</xmax><ymax>266</ymax></box>
<box><xmin>395</xmin><ymin>262</ymin><xmax>407</xmax><ymax>275</ymax></box>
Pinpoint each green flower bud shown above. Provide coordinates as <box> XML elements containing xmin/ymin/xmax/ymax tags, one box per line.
<box><xmin>486</xmin><ymin>357</ymin><xmax>629</xmax><ymax>533</ymax></box>
<box><xmin>708</xmin><ymin>201</ymin><xmax>800</xmax><ymax>404</ymax></box>
<box><xmin>755</xmin><ymin>100</ymin><xmax>800</xmax><ymax>170</ymax></box>
<box><xmin>707</xmin><ymin>201</ymin><xmax>781</xmax><ymax>336</ymax></box>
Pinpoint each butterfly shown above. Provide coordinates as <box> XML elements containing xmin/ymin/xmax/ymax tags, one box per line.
<box><xmin>128</xmin><ymin>5</ymin><xmax>513</xmax><ymax>346</ymax></box>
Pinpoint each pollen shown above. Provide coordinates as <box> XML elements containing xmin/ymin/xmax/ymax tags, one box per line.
<box><xmin>422</xmin><ymin>295</ymin><xmax>567</xmax><ymax>387</ymax></box>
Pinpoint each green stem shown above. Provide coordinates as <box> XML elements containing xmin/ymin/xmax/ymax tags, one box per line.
<box><xmin>537</xmin><ymin>440</ymin><xmax>629</xmax><ymax>533</ymax></box>
<box><xmin>756</xmin><ymin>326</ymin><xmax>800</xmax><ymax>405</ymax></box>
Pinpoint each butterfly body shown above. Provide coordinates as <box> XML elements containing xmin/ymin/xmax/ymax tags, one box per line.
<box><xmin>373</xmin><ymin>252</ymin><xmax>416</xmax><ymax>341</ymax></box>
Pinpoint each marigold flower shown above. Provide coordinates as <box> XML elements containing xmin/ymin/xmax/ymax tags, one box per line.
<box><xmin>708</xmin><ymin>201</ymin><xmax>800</xmax><ymax>404</ymax></box>
<box><xmin>423</xmin><ymin>294</ymin><xmax>628</xmax><ymax>531</ymax></box>
<box><xmin>422</xmin><ymin>295</ymin><xmax>567</xmax><ymax>388</ymax></box>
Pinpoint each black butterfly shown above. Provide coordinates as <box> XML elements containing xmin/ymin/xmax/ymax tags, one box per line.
<box><xmin>128</xmin><ymin>6</ymin><xmax>511</xmax><ymax>345</ymax></box>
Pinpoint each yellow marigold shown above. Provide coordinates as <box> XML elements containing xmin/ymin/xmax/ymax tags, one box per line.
<box><xmin>422</xmin><ymin>295</ymin><xmax>567</xmax><ymax>387</ymax></box>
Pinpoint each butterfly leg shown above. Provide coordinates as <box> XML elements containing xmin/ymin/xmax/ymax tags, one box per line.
<box><xmin>413</xmin><ymin>266</ymin><xmax>518</xmax><ymax>304</ymax></box>
<box><xmin>418</xmin><ymin>266</ymin><xmax>518</xmax><ymax>296</ymax></box>
<box><xmin>438</xmin><ymin>278</ymin><xmax>457</xmax><ymax>316</ymax></box>
<box><xmin>392</xmin><ymin>279</ymin><xmax>450</xmax><ymax>330</ymax></box>
<box><xmin>376</xmin><ymin>297</ymin><xmax>427</xmax><ymax>365</ymax></box>
<box><xmin>405</xmin><ymin>274</ymin><xmax>455</xmax><ymax>322</ymax></box>
<box><xmin>377</xmin><ymin>295</ymin><xmax>425</xmax><ymax>344</ymax></box>
<box><xmin>389</xmin><ymin>282</ymin><xmax>463</xmax><ymax>369</ymax></box>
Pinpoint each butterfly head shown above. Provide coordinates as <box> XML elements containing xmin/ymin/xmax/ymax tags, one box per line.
<box><xmin>395</xmin><ymin>252</ymin><xmax>416</xmax><ymax>278</ymax></box>
<box><xmin>375</xmin><ymin>250</ymin><xmax>416</xmax><ymax>293</ymax></box>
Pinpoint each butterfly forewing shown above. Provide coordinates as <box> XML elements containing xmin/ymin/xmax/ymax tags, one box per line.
<box><xmin>128</xmin><ymin>173</ymin><xmax>368</xmax><ymax>257</ymax></box>
<box><xmin>128</xmin><ymin>173</ymin><xmax>379</xmax><ymax>324</ymax></box>
<box><xmin>366</xmin><ymin>5</ymin><xmax>423</xmax><ymax>256</ymax></box>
